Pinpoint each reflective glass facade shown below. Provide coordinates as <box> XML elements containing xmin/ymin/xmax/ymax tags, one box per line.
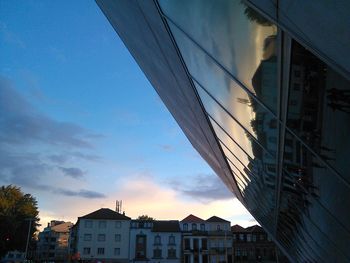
<box><xmin>97</xmin><ymin>0</ymin><xmax>350</xmax><ymax>261</ymax></box>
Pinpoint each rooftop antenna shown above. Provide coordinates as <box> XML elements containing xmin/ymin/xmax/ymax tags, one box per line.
<box><xmin>116</xmin><ymin>200</ymin><xmax>122</xmax><ymax>213</ymax></box>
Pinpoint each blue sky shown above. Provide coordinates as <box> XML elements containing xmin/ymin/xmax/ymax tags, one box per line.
<box><xmin>0</xmin><ymin>0</ymin><xmax>255</xmax><ymax>228</ymax></box>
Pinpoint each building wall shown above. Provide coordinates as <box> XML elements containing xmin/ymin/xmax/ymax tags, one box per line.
<box><xmin>129</xmin><ymin>221</ymin><xmax>181</xmax><ymax>263</ymax></box>
<box><xmin>36</xmin><ymin>222</ymin><xmax>72</xmax><ymax>262</ymax></box>
<box><xmin>77</xmin><ymin>218</ymin><xmax>130</xmax><ymax>262</ymax></box>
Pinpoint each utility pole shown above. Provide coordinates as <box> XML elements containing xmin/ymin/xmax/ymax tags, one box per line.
<box><xmin>25</xmin><ymin>218</ymin><xmax>35</xmax><ymax>262</ymax></box>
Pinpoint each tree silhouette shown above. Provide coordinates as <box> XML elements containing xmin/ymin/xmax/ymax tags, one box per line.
<box><xmin>137</xmin><ymin>215</ymin><xmax>155</xmax><ymax>221</ymax></box>
<box><xmin>0</xmin><ymin>185</ymin><xmax>40</xmax><ymax>257</ymax></box>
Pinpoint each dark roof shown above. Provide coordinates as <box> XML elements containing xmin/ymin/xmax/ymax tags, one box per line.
<box><xmin>245</xmin><ymin>225</ymin><xmax>264</xmax><ymax>233</ymax></box>
<box><xmin>152</xmin><ymin>220</ymin><xmax>180</xmax><ymax>232</ymax></box>
<box><xmin>181</xmin><ymin>214</ymin><xmax>205</xmax><ymax>223</ymax></box>
<box><xmin>231</xmin><ymin>224</ymin><xmax>246</xmax><ymax>232</ymax></box>
<box><xmin>79</xmin><ymin>208</ymin><xmax>131</xmax><ymax>220</ymax></box>
<box><xmin>206</xmin><ymin>216</ymin><xmax>230</xmax><ymax>223</ymax></box>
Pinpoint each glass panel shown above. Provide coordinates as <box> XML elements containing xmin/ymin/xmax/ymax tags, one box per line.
<box><xmin>197</xmin><ymin>81</ymin><xmax>277</xmax><ymax>158</ymax></box>
<box><xmin>159</xmin><ymin>0</ymin><xmax>278</xmax><ymax>113</ymax></box>
<box><xmin>287</xmin><ymin>40</ymin><xmax>350</xmax><ymax>181</ymax></box>
<box><xmin>279</xmin><ymin>131</ymin><xmax>350</xmax><ymax>260</ymax></box>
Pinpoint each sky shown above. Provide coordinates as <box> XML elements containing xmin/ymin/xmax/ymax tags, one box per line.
<box><xmin>0</xmin><ymin>0</ymin><xmax>256</xmax><ymax>229</ymax></box>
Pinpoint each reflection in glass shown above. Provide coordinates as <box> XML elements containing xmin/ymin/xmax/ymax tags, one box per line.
<box><xmin>278</xmin><ymin>131</ymin><xmax>350</xmax><ymax>261</ymax></box>
<box><xmin>287</xmin><ymin>40</ymin><xmax>350</xmax><ymax>182</ymax></box>
<box><xmin>196</xmin><ymin>82</ymin><xmax>277</xmax><ymax>157</ymax></box>
<box><xmin>159</xmin><ymin>0</ymin><xmax>278</xmax><ymax>113</ymax></box>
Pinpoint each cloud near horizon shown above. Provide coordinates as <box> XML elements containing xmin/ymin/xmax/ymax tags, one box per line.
<box><xmin>169</xmin><ymin>173</ymin><xmax>233</xmax><ymax>202</ymax></box>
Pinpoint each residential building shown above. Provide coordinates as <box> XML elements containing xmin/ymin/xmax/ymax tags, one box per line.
<box><xmin>231</xmin><ymin>225</ymin><xmax>288</xmax><ymax>263</ymax></box>
<box><xmin>180</xmin><ymin>215</ymin><xmax>208</xmax><ymax>263</ymax></box>
<box><xmin>206</xmin><ymin>216</ymin><xmax>232</xmax><ymax>263</ymax></box>
<box><xmin>97</xmin><ymin>0</ymin><xmax>350</xmax><ymax>261</ymax></box>
<box><xmin>72</xmin><ymin>208</ymin><xmax>131</xmax><ymax>263</ymax></box>
<box><xmin>36</xmin><ymin>220</ymin><xmax>73</xmax><ymax>262</ymax></box>
<box><xmin>129</xmin><ymin>219</ymin><xmax>181</xmax><ymax>263</ymax></box>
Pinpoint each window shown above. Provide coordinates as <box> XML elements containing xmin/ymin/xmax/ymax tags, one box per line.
<box><xmin>8</xmin><ymin>254</ymin><xmax>14</xmax><ymax>259</ymax></box>
<box><xmin>247</xmin><ymin>234</ymin><xmax>252</xmax><ymax>242</ymax></box>
<box><xmin>98</xmin><ymin>234</ymin><xmax>105</xmax><ymax>241</ymax></box>
<box><xmin>114</xmin><ymin>248</ymin><xmax>120</xmax><ymax>255</ymax></box>
<box><xmin>153</xmin><ymin>248</ymin><xmax>162</xmax><ymax>258</ymax></box>
<box><xmin>50</xmin><ymin>237</ymin><xmax>56</xmax><ymax>242</ymax></box>
<box><xmin>184</xmin><ymin>238</ymin><xmax>190</xmax><ymax>250</ymax></box>
<box><xmin>49</xmin><ymin>245</ymin><xmax>55</xmax><ymax>249</ymax></box>
<box><xmin>193</xmin><ymin>238</ymin><xmax>199</xmax><ymax>250</ymax></box>
<box><xmin>168</xmin><ymin>248</ymin><xmax>176</xmax><ymax>258</ymax></box>
<box><xmin>115</xmin><ymin>221</ymin><xmax>121</xmax><ymax>228</ymax></box>
<box><xmin>15</xmin><ymin>254</ymin><xmax>21</xmax><ymax>259</ymax></box>
<box><xmin>239</xmin><ymin>234</ymin><xmax>245</xmax><ymax>241</ymax></box>
<box><xmin>84</xmin><ymin>234</ymin><xmax>92</xmax><ymax>241</ymax></box>
<box><xmin>294</xmin><ymin>70</ymin><xmax>301</xmax><ymax>77</ymax></box>
<box><xmin>200</xmin><ymin>223</ymin><xmax>205</xmax><ymax>231</ymax></box>
<box><xmin>84</xmin><ymin>220</ymin><xmax>92</xmax><ymax>228</ymax></box>
<box><xmin>136</xmin><ymin>235</ymin><xmax>147</xmax><ymax>259</ymax></box>
<box><xmin>97</xmin><ymin>248</ymin><xmax>104</xmax><ymax>255</ymax></box>
<box><xmin>217</xmin><ymin>224</ymin><xmax>221</xmax><ymax>231</ymax></box>
<box><xmin>99</xmin><ymin>221</ymin><xmax>106</xmax><ymax>228</ymax></box>
<box><xmin>183</xmin><ymin>223</ymin><xmax>188</xmax><ymax>231</ymax></box>
<box><xmin>49</xmin><ymin>253</ymin><xmax>55</xmax><ymax>258</ymax></box>
<box><xmin>202</xmin><ymin>254</ymin><xmax>208</xmax><ymax>263</ymax></box>
<box><xmin>202</xmin><ymin>238</ymin><xmax>207</xmax><ymax>250</ymax></box>
<box><xmin>167</xmin><ymin>235</ymin><xmax>174</xmax><ymax>245</ymax></box>
<box><xmin>260</xmin><ymin>234</ymin><xmax>265</xmax><ymax>241</ymax></box>
<box><xmin>83</xmin><ymin>247</ymin><xmax>91</xmax><ymax>255</ymax></box>
<box><xmin>192</xmin><ymin>223</ymin><xmax>197</xmax><ymax>230</ymax></box>
<box><xmin>115</xmin><ymin>234</ymin><xmax>121</xmax><ymax>242</ymax></box>
<box><xmin>233</xmin><ymin>234</ymin><xmax>237</xmax><ymax>241</ymax></box>
<box><xmin>293</xmin><ymin>83</ymin><xmax>301</xmax><ymax>91</ymax></box>
<box><xmin>252</xmin><ymin>234</ymin><xmax>257</xmax><ymax>242</ymax></box>
<box><xmin>154</xmin><ymin>235</ymin><xmax>161</xmax><ymax>245</ymax></box>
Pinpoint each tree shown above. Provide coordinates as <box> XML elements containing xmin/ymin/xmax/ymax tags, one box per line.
<box><xmin>137</xmin><ymin>215</ymin><xmax>155</xmax><ymax>221</ymax></box>
<box><xmin>0</xmin><ymin>185</ymin><xmax>40</xmax><ymax>258</ymax></box>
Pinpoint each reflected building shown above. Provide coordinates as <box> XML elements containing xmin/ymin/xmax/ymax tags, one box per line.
<box><xmin>96</xmin><ymin>0</ymin><xmax>350</xmax><ymax>261</ymax></box>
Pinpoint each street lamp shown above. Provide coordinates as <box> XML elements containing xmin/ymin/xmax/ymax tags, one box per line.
<box><xmin>24</xmin><ymin>218</ymin><xmax>35</xmax><ymax>262</ymax></box>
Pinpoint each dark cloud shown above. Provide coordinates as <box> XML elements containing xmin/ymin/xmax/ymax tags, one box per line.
<box><xmin>170</xmin><ymin>174</ymin><xmax>233</xmax><ymax>202</ymax></box>
<box><xmin>48</xmin><ymin>154</ymin><xmax>69</xmax><ymax>164</ymax></box>
<box><xmin>55</xmin><ymin>189</ymin><xmax>106</xmax><ymax>198</ymax></box>
<box><xmin>0</xmin><ymin>76</ymin><xmax>105</xmax><ymax>200</ymax></box>
<box><xmin>48</xmin><ymin>152</ymin><xmax>101</xmax><ymax>164</ymax></box>
<box><xmin>59</xmin><ymin>167</ymin><xmax>85</xmax><ymax>179</ymax></box>
<box><xmin>0</xmin><ymin>76</ymin><xmax>102</xmax><ymax>148</ymax></box>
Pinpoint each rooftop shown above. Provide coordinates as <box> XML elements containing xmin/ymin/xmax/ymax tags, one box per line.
<box><xmin>79</xmin><ymin>208</ymin><xmax>131</xmax><ymax>220</ymax></box>
<box><xmin>152</xmin><ymin>220</ymin><xmax>180</xmax><ymax>232</ymax></box>
<box><xmin>181</xmin><ymin>214</ymin><xmax>205</xmax><ymax>223</ymax></box>
<box><xmin>206</xmin><ymin>216</ymin><xmax>230</xmax><ymax>223</ymax></box>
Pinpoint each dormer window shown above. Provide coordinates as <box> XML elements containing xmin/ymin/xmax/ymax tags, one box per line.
<box><xmin>183</xmin><ymin>223</ymin><xmax>188</xmax><ymax>231</ymax></box>
<box><xmin>154</xmin><ymin>235</ymin><xmax>161</xmax><ymax>245</ymax></box>
<box><xmin>192</xmin><ymin>223</ymin><xmax>197</xmax><ymax>230</ymax></box>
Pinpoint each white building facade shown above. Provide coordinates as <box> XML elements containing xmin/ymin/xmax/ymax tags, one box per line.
<box><xmin>74</xmin><ymin>208</ymin><xmax>130</xmax><ymax>263</ymax></box>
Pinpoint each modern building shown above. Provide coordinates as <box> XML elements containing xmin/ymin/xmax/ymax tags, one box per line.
<box><xmin>97</xmin><ymin>0</ymin><xmax>350</xmax><ymax>261</ymax></box>
<box><xmin>71</xmin><ymin>208</ymin><xmax>131</xmax><ymax>263</ymax></box>
<box><xmin>36</xmin><ymin>220</ymin><xmax>73</xmax><ymax>262</ymax></box>
<box><xmin>129</xmin><ymin>220</ymin><xmax>181</xmax><ymax>263</ymax></box>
